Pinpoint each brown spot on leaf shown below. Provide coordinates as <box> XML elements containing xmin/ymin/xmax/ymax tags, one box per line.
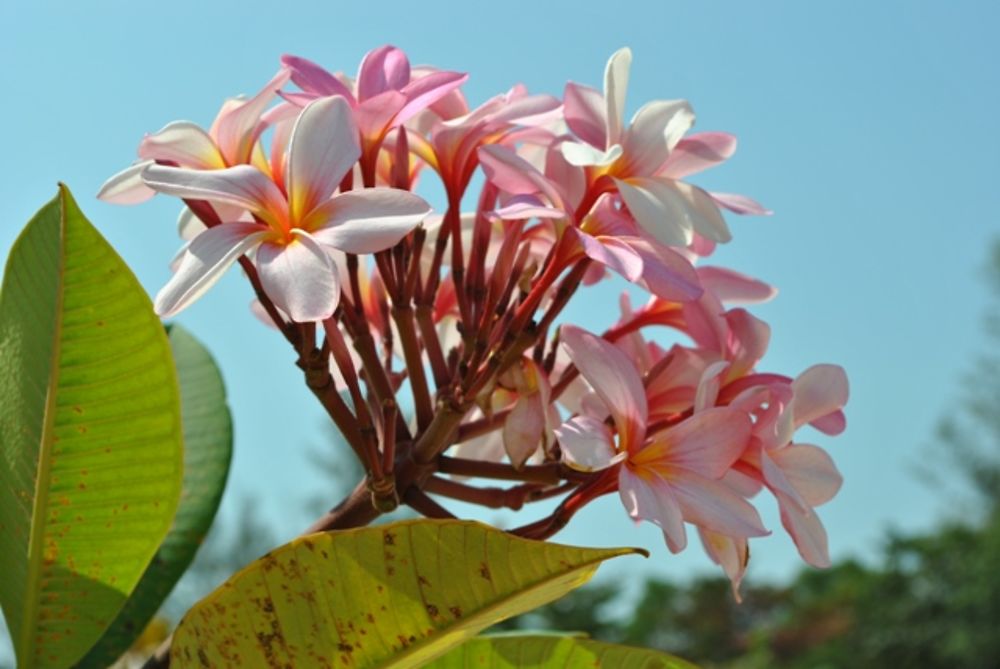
<box><xmin>426</xmin><ymin>604</ymin><xmax>439</xmax><ymax>617</ymax></box>
<box><xmin>449</xmin><ymin>606</ymin><xmax>463</xmax><ymax>618</ymax></box>
<box><xmin>479</xmin><ymin>563</ymin><xmax>492</xmax><ymax>581</ymax></box>
<box><xmin>383</xmin><ymin>531</ymin><xmax>396</xmax><ymax>546</ymax></box>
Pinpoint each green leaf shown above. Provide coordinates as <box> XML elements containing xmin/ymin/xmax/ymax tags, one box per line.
<box><xmin>75</xmin><ymin>325</ymin><xmax>233</xmax><ymax>668</ymax></box>
<box><xmin>426</xmin><ymin>633</ymin><xmax>698</xmax><ymax>668</ymax></box>
<box><xmin>0</xmin><ymin>186</ymin><xmax>183</xmax><ymax>669</ymax></box>
<box><xmin>171</xmin><ymin>519</ymin><xmax>646</xmax><ymax>668</ymax></box>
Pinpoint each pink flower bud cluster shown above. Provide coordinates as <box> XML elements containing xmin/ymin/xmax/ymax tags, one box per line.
<box><xmin>100</xmin><ymin>45</ymin><xmax>847</xmax><ymax>592</ymax></box>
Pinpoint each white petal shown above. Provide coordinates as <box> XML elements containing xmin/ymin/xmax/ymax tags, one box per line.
<box><xmin>256</xmin><ymin>231</ymin><xmax>340</xmax><ymax>322</ymax></box>
<box><xmin>155</xmin><ymin>222</ymin><xmax>267</xmax><ymax>317</ymax></box>
<box><xmin>143</xmin><ymin>164</ymin><xmax>287</xmax><ymax>223</ymax></box>
<box><xmin>560</xmin><ymin>141</ymin><xmax>623</xmax><ymax>167</ymax></box>
<box><xmin>287</xmin><ymin>96</ymin><xmax>361</xmax><ymax>223</ymax></box>
<box><xmin>554</xmin><ymin>415</ymin><xmax>624</xmax><ymax>472</ymax></box>
<box><xmin>97</xmin><ymin>160</ymin><xmax>156</xmax><ymax>204</ymax></box>
<box><xmin>603</xmin><ymin>47</ymin><xmax>632</xmax><ymax>146</ymax></box>
<box><xmin>176</xmin><ymin>207</ymin><xmax>205</xmax><ymax>241</ymax></box>
<box><xmin>623</xmin><ymin>99</ymin><xmax>694</xmax><ymax>175</ymax></box>
<box><xmin>138</xmin><ymin>121</ymin><xmax>226</xmax><ymax>169</ymax></box>
<box><xmin>309</xmin><ymin>188</ymin><xmax>430</xmax><ymax>254</ymax></box>
<box><xmin>617</xmin><ymin>177</ymin><xmax>731</xmax><ymax>246</ymax></box>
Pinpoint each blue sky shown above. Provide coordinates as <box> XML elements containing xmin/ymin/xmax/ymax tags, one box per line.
<box><xmin>2</xmin><ymin>0</ymin><xmax>999</xmax><ymax>657</ymax></box>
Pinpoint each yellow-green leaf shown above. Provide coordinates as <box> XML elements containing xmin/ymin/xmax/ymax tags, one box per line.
<box><xmin>171</xmin><ymin>519</ymin><xmax>645</xmax><ymax>668</ymax></box>
<box><xmin>426</xmin><ymin>633</ymin><xmax>698</xmax><ymax>668</ymax></box>
<box><xmin>0</xmin><ymin>186</ymin><xmax>183</xmax><ymax>669</ymax></box>
<box><xmin>75</xmin><ymin>325</ymin><xmax>232</xmax><ymax>668</ymax></box>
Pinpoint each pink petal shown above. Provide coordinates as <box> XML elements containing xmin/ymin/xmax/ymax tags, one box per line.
<box><xmin>698</xmin><ymin>529</ymin><xmax>749</xmax><ymax>600</ymax></box>
<box><xmin>619</xmin><ymin>465</ymin><xmax>687</xmax><ymax>553</ymax></box>
<box><xmin>554</xmin><ymin>415</ymin><xmax>624</xmax><ymax>472</ymax></box>
<box><xmin>574</xmin><ymin>231</ymin><xmax>643</xmax><ymax>282</ymax></box>
<box><xmin>212</xmin><ymin>68</ymin><xmax>291</xmax><ymax>165</ymax></box>
<box><xmin>280</xmin><ymin>54</ymin><xmax>356</xmax><ymax>102</ymax></box>
<box><xmin>478</xmin><ymin>145</ymin><xmax>564</xmax><ymax>207</ymax></box>
<box><xmin>622</xmin><ymin>99</ymin><xmax>695</xmax><ymax>175</ymax></box>
<box><xmin>761</xmin><ymin>450</ymin><xmax>808</xmax><ymax>512</ymax></box>
<box><xmin>481</xmin><ymin>93</ymin><xmax>561</xmax><ymax>127</ymax></box>
<box><xmin>697</xmin><ymin>266</ymin><xmax>777</xmax><ymax>304</ymax></box>
<box><xmin>256</xmin><ymin>231</ymin><xmax>340</xmax><ymax>322</ymax></box>
<box><xmin>710</xmin><ymin>191</ymin><xmax>772</xmax><ymax>216</ymax></box>
<box><xmin>694</xmin><ymin>360</ymin><xmax>729</xmax><ymax>412</ymax></box>
<box><xmin>811</xmin><ymin>411</ymin><xmax>847</xmax><ymax>436</ymax></box>
<box><xmin>603</xmin><ymin>47</ymin><xmax>631</xmax><ymax>146</ymax></box>
<box><xmin>791</xmin><ymin>364</ymin><xmax>850</xmax><ymax>430</ymax></box>
<box><xmin>155</xmin><ymin>222</ymin><xmax>268</xmax><ymax>317</ymax></box>
<box><xmin>138</xmin><ymin>121</ymin><xmax>226</xmax><ymax>169</ymax></box>
<box><xmin>669</xmin><ymin>470</ymin><xmax>769</xmax><ymax>539</ymax></box>
<box><xmin>563</xmin><ymin>81</ymin><xmax>607</xmax><ymax>149</ymax></box>
<box><xmin>142</xmin><ymin>164</ymin><xmax>288</xmax><ymax>225</ymax></box>
<box><xmin>308</xmin><ymin>188</ymin><xmax>430</xmax><ymax>254</ymax></box>
<box><xmin>661</xmin><ymin>132</ymin><xmax>737</xmax><ymax>179</ymax></box>
<box><xmin>624</xmin><ymin>237</ymin><xmax>703</xmax><ymax>302</ymax></box>
<box><xmin>357</xmin><ymin>45</ymin><xmax>411</xmax><ymax>101</ymax></box>
<box><xmin>397</xmin><ymin>70</ymin><xmax>469</xmax><ymax>126</ymax></box>
<box><xmin>770</xmin><ymin>444</ymin><xmax>843</xmax><ymax>507</ymax></box>
<box><xmin>779</xmin><ymin>499</ymin><xmax>831</xmax><ymax>568</ymax></box>
<box><xmin>560</xmin><ymin>325</ymin><xmax>648</xmax><ymax>453</ymax></box>
<box><xmin>635</xmin><ymin>407</ymin><xmax>751</xmax><ymax>479</ymax></box>
<box><xmin>504</xmin><ymin>394</ymin><xmax>546</xmax><ymax>469</ymax></box>
<box><xmin>287</xmin><ymin>96</ymin><xmax>361</xmax><ymax>223</ymax></box>
<box><xmin>97</xmin><ymin>160</ymin><xmax>156</xmax><ymax>204</ymax></box>
<box><xmin>725</xmin><ymin>308</ymin><xmax>771</xmax><ymax>377</ymax></box>
<box><xmin>491</xmin><ymin>195</ymin><xmax>566</xmax><ymax>221</ymax></box>
<box><xmin>355</xmin><ymin>90</ymin><xmax>407</xmax><ymax>139</ymax></box>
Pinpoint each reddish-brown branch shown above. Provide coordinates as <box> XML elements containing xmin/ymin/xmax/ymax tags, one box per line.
<box><xmin>403</xmin><ymin>487</ymin><xmax>457</xmax><ymax>519</ymax></box>
<box><xmin>416</xmin><ymin>304</ymin><xmax>450</xmax><ymax>388</ymax></box>
<box><xmin>392</xmin><ymin>305</ymin><xmax>434</xmax><ymax>430</ymax></box>
<box><xmin>437</xmin><ymin>456</ymin><xmax>588</xmax><ymax>484</ymax></box>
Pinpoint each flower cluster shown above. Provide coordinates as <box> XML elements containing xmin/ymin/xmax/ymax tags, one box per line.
<box><xmin>100</xmin><ymin>45</ymin><xmax>847</xmax><ymax>594</ymax></box>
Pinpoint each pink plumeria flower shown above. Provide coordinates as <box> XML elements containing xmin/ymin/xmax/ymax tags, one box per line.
<box><xmin>408</xmin><ymin>84</ymin><xmax>561</xmax><ymax>196</ymax></box>
<box><xmin>141</xmin><ymin>96</ymin><xmax>431</xmax><ymax>322</ymax></box>
<box><xmin>561</xmin><ymin>48</ymin><xmax>768</xmax><ymax>248</ymax></box>
<box><xmin>477</xmin><ymin>144</ymin><xmax>703</xmax><ymax>302</ymax></box>
<box><xmin>723</xmin><ymin>365</ymin><xmax>848</xmax><ymax>567</ymax></box>
<box><xmin>281</xmin><ymin>46</ymin><xmax>468</xmax><ymax>168</ymax></box>
<box><xmin>98</xmin><ymin>68</ymin><xmax>292</xmax><ymax>207</ymax></box>
<box><xmin>555</xmin><ymin>325</ymin><xmax>768</xmax><ymax>555</ymax></box>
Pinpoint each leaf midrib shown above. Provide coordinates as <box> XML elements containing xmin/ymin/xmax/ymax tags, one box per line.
<box><xmin>19</xmin><ymin>189</ymin><xmax>67</xmax><ymax>667</ymax></box>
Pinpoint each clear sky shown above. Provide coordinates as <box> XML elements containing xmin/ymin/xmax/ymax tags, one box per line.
<box><xmin>2</xmin><ymin>0</ymin><xmax>999</xmax><ymax>659</ymax></box>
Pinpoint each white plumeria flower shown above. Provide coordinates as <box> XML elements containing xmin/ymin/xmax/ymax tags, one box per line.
<box><xmin>142</xmin><ymin>96</ymin><xmax>431</xmax><ymax>322</ymax></box>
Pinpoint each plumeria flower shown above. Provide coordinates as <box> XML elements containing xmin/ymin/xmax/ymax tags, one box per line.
<box><xmin>722</xmin><ymin>365</ymin><xmax>848</xmax><ymax>567</ymax></box>
<box><xmin>281</xmin><ymin>46</ymin><xmax>468</xmax><ymax>169</ymax></box>
<box><xmin>141</xmin><ymin>96</ymin><xmax>431</xmax><ymax>322</ymax></box>
<box><xmin>555</xmin><ymin>325</ymin><xmax>768</xmax><ymax>555</ymax></box>
<box><xmin>477</xmin><ymin>144</ymin><xmax>703</xmax><ymax>302</ymax></box>
<box><xmin>561</xmin><ymin>48</ymin><xmax>769</xmax><ymax>248</ymax></box>
<box><xmin>98</xmin><ymin>68</ymin><xmax>292</xmax><ymax>207</ymax></box>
